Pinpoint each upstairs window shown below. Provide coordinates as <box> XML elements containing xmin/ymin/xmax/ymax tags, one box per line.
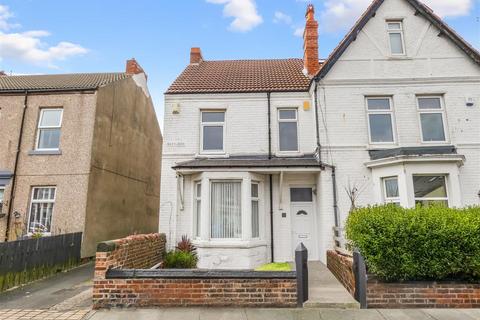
<box><xmin>417</xmin><ymin>96</ymin><xmax>447</xmax><ymax>142</ymax></box>
<box><xmin>383</xmin><ymin>177</ymin><xmax>400</xmax><ymax>205</ymax></box>
<box><xmin>278</xmin><ymin>109</ymin><xmax>298</xmax><ymax>152</ymax></box>
<box><xmin>366</xmin><ymin>97</ymin><xmax>395</xmax><ymax>143</ymax></box>
<box><xmin>387</xmin><ymin>21</ymin><xmax>405</xmax><ymax>55</ymax></box>
<box><xmin>413</xmin><ymin>175</ymin><xmax>448</xmax><ymax>207</ymax></box>
<box><xmin>36</xmin><ymin>109</ymin><xmax>63</xmax><ymax>150</ymax></box>
<box><xmin>201</xmin><ymin>111</ymin><xmax>225</xmax><ymax>153</ymax></box>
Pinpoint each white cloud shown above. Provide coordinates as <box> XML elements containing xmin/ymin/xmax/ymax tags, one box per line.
<box><xmin>293</xmin><ymin>26</ymin><xmax>304</xmax><ymax>37</ymax></box>
<box><xmin>274</xmin><ymin>11</ymin><xmax>292</xmax><ymax>24</ymax></box>
<box><xmin>319</xmin><ymin>0</ymin><xmax>473</xmax><ymax>33</ymax></box>
<box><xmin>0</xmin><ymin>5</ymin><xmax>87</xmax><ymax>68</ymax></box>
<box><xmin>207</xmin><ymin>0</ymin><xmax>263</xmax><ymax>32</ymax></box>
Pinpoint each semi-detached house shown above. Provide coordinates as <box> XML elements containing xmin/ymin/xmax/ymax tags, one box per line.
<box><xmin>161</xmin><ymin>0</ymin><xmax>480</xmax><ymax>268</ymax></box>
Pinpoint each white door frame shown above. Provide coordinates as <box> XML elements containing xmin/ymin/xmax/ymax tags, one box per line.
<box><xmin>289</xmin><ymin>184</ymin><xmax>319</xmax><ymax>261</ymax></box>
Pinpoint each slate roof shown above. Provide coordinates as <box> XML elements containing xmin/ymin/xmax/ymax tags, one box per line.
<box><xmin>315</xmin><ymin>0</ymin><xmax>480</xmax><ymax>80</ymax></box>
<box><xmin>166</xmin><ymin>59</ymin><xmax>313</xmax><ymax>94</ymax></box>
<box><xmin>0</xmin><ymin>73</ymin><xmax>130</xmax><ymax>93</ymax></box>
<box><xmin>173</xmin><ymin>155</ymin><xmax>321</xmax><ymax>169</ymax></box>
<box><xmin>369</xmin><ymin>146</ymin><xmax>457</xmax><ymax>160</ymax></box>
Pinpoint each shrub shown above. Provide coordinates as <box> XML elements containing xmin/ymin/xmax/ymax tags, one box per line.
<box><xmin>163</xmin><ymin>250</ymin><xmax>198</xmax><ymax>269</ymax></box>
<box><xmin>176</xmin><ymin>235</ymin><xmax>197</xmax><ymax>259</ymax></box>
<box><xmin>345</xmin><ymin>204</ymin><xmax>480</xmax><ymax>282</ymax></box>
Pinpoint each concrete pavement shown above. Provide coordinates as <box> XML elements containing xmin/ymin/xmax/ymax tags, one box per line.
<box><xmin>85</xmin><ymin>308</ymin><xmax>480</xmax><ymax>320</ymax></box>
<box><xmin>0</xmin><ymin>263</ymin><xmax>93</xmax><ymax>310</ymax></box>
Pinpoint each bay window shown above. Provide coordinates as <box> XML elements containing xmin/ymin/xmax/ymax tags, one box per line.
<box><xmin>413</xmin><ymin>175</ymin><xmax>448</xmax><ymax>207</ymax></box>
<box><xmin>251</xmin><ymin>183</ymin><xmax>259</xmax><ymax>238</ymax></box>
<box><xmin>210</xmin><ymin>181</ymin><xmax>242</xmax><ymax>239</ymax></box>
<box><xmin>383</xmin><ymin>177</ymin><xmax>400</xmax><ymax>205</ymax></box>
<box><xmin>194</xmin><ymin>182</ymin><xmax>201</xmax><ymax>237</ymax></box>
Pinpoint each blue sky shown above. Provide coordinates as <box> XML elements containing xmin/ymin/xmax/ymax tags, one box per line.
<box><xmin>0</xmin><ymin>0</ymin><xmax>479</xmax><ymax>128</ymax></box>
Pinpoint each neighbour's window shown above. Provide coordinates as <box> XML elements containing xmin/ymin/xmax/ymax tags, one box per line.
<box><xmin>413</xmin><ymin>175</ymin><xmax>448</xmax><ymax>207</ymax></box>
<box><xmin>194</xmin><ymin>182</ymin><xmax>201</xmax><ymax>238</ymax></box>
<box><xmin>0</xmin><ymin>187</ymin><xmax>4</xmax><ymax>213</ymax></box>
<box><xmin>201</xmin><ymin>111</ymin><xmax>225</xmax><ymax>153</ymax></box>
<box><xmin>36</xmin><ymin>109</ymin><xmax>63</xmax><ymax>150</ymax></box>
<box><xmin>278</xmin><ymin>109</ymin><xmax>298</xmax><ymax>152</ymax></box>
<box><xmin>251</xmin><ymin>183</ymin><xmax>259</xmax><ymax>238</ymax></box>
<box><xmin>387</xmin><ymin>21</ymin><xmax>405</xmax><ymax>55</ymax></box>
<box><xmin>210</xmin><ymin>181</ymin><xmax>241</xmax><ymax>239</ymax></box>
<box><xmin>28</xmin><ymin>187</ymin><xmax>56</xmax><ymax>234</ymax></box>
<box><xmin>383</xmin><ymin>177</ymin><xmax>400</xmax><ymax>205</ymax></box>
<box><xmin>417</xmin><ymin>97</ymin><xmax>447</xmax><ymax>142</ymax></box>
<box><xmin>367</xmin><ymin>97</ymin><xmax>395</xmax><ymax>143</ymax></box>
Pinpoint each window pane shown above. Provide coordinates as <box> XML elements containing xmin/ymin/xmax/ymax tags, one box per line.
<box><xmin>420</xmin><ymin>113</ymin><xmax>445</xmax><ymax>141</ymax></box>
<box><xmin>203</xmin><ymin>126</ymin><xmax>223</xmax><ymax>150</ymax></box>
<box><xmin>202</xmin><ymin>112</ymin><xmax>225</xmax><ymax>122</ymax></box>
<box><xmin>251</xmin><ymin>183</ymin><xmax>258</xmax><ymax>198</ymax></box>
<box><xmin>389</xmin><ymin>33</ymin><xmax>404</xmax><ymax>54</ymax></box>
<box><xmin>413</xmin><ymin>176</ymin><xmax>447</xmax><ymax>198</ymax></box>
<box><xmin>367</xmin><ymin>98</ymin><xmax>391</xmax><ymax>110</ymax></box>
<box><xmin>196</xmin><ymin>183</ymin><xmax>201</xmax><ymax>197</ymax></box>
<box><xmin>195</xmin><ymin>200</ymin><xmax>201</xmax><ymax>237</ymax></box>
<box><xmin>211</xmin><ymin>181</ymin><xmax>241</xmax><ymax>239</ymax></box>
<box><xmin>387</xmin><ymin>22</ymin><xmax>401</xmax><ymax>30</ymax></box>
<box><xmin>29</xmin><ymin>188</ymin><xmax>55</xmax><ymax>233</ymax></box>
<box><xmin>252</xmin><ymin>201</ymin><xmax>259</xmax><ymax>238</ymax></box>
<box><xmin>38</xmin><ymin>128</ymin><xmax>61</xmax><ymax>149</ymax></box>
<box><xmin>40</xmin><ymin>109</ymin><xmax>62</xmax><ymax>127</ymax></box>
<box><xmin>0</xmin><ymin>189</ymin><xmax>4</xmax><ymax>202</ymax></box>
<box><xmin>290</xmin><ymin>188</ymin><xmax>313</xmax><ymax>202</ymax></box>
<box><xmin>279</xmin><ymin>110</ymin><xmax>296</xmax><ymax>120</ymax></box>
<box><xmin>279</xmin><ymin>122</ymin><xmax>298</xmax><ymax>151</ymax></box>
<box><xmin>418</xmin><ymin>97</ymin><xmax>441</xmax><ymax>109</ymax></box>
<box><xmin>369</xmin><ymin>114</ymin><xmax>394</xmax><ymax>142</ymax></box>
<box><xmin>384</xmin><ymin>178</ymin><xmax>399</xmax><ymax>198</ymax></box>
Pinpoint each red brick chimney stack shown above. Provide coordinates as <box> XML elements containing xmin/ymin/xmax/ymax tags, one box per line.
<box><xmin>126</xmin><ymin>58</ymin><xmax>145</xmax><ymax>75</ymax></box>
<box><xmin>190</xmin><ymin>47</ymin><xmax>203</xmax><ymax>64</ymax></box>
<box><xmin>303</xmin><ymin>4</ymin><xmax>320</xmax><ymax>77</ymax></box>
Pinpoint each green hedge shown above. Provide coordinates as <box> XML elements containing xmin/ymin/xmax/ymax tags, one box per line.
<box><xmin>345</xmin><ymin>205</ymin><xmax>480</xmax><ymax>281</ymax></box>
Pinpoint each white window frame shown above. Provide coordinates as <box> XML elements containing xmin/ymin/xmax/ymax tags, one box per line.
<box><xmin>200</xmin><ymin>110</ymin><xmax>226</xmax><ymax>154</ymax></box>
<box><xmin>35</xmin><ymin>108</ymin><xmax>63</xmax><ymax>151</ymax></box>
<box><xmin>413</xmin><ymin>174</ymin><xmax>449</xmax><ymax>206</ymax></box>
<box><xmin>416</xmin><ymin>96</ymin><xmax>448</xmax><ymax>143</ymax></box>
<box><xmin>366</xmin><ymin>97</ymin><xmax>396</xmax><ymax>144</ymax></box>
<box><xmin>387</xmin><ymin>20</ymin><xmax>406</xmax><ymax>56</ymax></box>
<box><xmin>278</xmin><ymin>108</ymin><xmax>299</xmax><ymax>152</ymax></box>
<box><xmin>27</xmin><ymin>186</ymin><xmax>56</xmax><ymax>235</ymax></box>
<box><xmin>193</xmin><ymin>181</ymin><xmax>202</xmax><ymax>239</ymax></box>
<box><xmin>382</xmin><ymin>176</ymin><xmax>400</xmax><ymax>205</ymax></box>
<box><xmin>251</xmin><ymin>182</ymin><xmax>260</xmax><ymax>239</ymax></box>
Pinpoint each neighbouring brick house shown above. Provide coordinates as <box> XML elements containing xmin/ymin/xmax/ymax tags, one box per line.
<box><xmin>161</xmin><ymin>0</ymin><xmax>480</xmax><ymax>269</ymax></box>
<box><xmin>0</xmin><ymin>59</ymin><xmax>162</xmax><ymax>257</ymax></box>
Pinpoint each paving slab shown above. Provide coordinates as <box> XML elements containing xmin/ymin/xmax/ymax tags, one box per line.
<box><xmin>303</xmin><ymin>262</ymin><xmax>359</xmax><ymax>309</ymax></box>
<box><xmin>200</xmin><ymin>308</ymin><xmax>247</xmax><ymax>320</ymax></box>
<box><xmin>378</xmin><ymin>309</ymin><xmax>435</xmax><ymax>320</ymax></box>
<box><xmin>318</xmin><ymin>309</ymin><xmax>385</xmax><ymax>320</ymax></box>
<box><xmin>423</xmin><ymin>309</ymin><xmax>478</xmax><ymax>320</ymax></box>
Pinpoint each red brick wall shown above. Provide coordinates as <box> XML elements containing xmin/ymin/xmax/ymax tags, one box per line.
<box><xmin>93</xmin><ymin>278</ymin><xmax>297</xmax><ymax>308</ymax></box>
<box><xmin>326</xmin><ymin>250</ymin><xmax>355</xmax><ymax>296</ymax></box>
<box><xmin>94</xmin><ymin>233</ymin><xmax>166</xmax><ymax>279</ymax></box>
<box><xmin>368</xmin><ymin>278</ymin><xmax>480</xmax><ymax>308</ymax></box>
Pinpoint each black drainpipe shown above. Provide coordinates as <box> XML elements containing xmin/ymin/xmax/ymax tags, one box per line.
<box><xmin>313</xmin><ymin>80</ymin><xmax>340</xmax><ymax>228</ymax></box>
<box><xmin>267</xmin><ymin>92</ymin><xmax>274</xmax><ymax>262</ymax></box>
<box><xmin>5</xmin><ymin>90</ymin><xmax>29</xmax><ymax>241</ymax></box>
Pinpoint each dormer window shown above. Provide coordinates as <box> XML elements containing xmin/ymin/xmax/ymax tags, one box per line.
<box><xmin>387</xmin><ymin>21</ymin><xmax>405</xmax><ymax>55</ymax></box>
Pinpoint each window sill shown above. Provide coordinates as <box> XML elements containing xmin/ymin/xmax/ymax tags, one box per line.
<box><xmin>195</xmin><ymin>153</ymin><xmax>229</xmax><ymax>159</ymax></box>
<box><xmin>28</xmin><ymin>150</ymin><xmax>62</xmax><ymax>156</ymax></box>
<box><xmin>275</xmin><ymin>152</ymin><xmax>304</xmax><ymax>158</ymax></box>
<box><xmin>193</xmin><ymin>239</ymin><xmax>267</xmax><ymax>249</ymax></box>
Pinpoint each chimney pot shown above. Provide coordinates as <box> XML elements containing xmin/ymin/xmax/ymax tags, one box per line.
<box><xmin>303</xmin><ymin>4</ymin><xmax>320</xmax><ymax>77</ymax></box>
<box><xmin>190</xmin><ymin>47</ymin><xmax>203</xmax><ymax>64</ymax></box>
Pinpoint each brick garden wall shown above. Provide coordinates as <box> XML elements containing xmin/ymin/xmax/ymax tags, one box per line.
<box><xmin>94</xmin><ymin>233</ymin><xmax>166</xmax><ymax>279</ymax></box>
<box><xmin>93</xmin><ymin>233</ymin><xmax>297</xmax><ymax>309</ymax></box>
<box><xmin>93</xmin><ymin>278</ymin><xmax>297</xmax><ymax>308</ymax></box>
<box><xmin>327</xmin><ymin>249</ymin><xmax>480</xmax><ymax>309</ymax></box>
<box><xmin>326</xmin><ymin>250</ymin><xmax>355</xmax><ymax>296</ymax></box>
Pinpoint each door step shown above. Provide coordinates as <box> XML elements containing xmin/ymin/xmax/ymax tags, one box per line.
<box><xmin>303</xmin><ymin>300</ymin><xmax>360</xmax><ymax>309</ymax></box>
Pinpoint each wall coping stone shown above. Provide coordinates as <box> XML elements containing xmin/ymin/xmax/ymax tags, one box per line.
<box><xmin>107</xmin><ymin>268</ymin><xmax>297</xmax><ymax>279</ymax></box>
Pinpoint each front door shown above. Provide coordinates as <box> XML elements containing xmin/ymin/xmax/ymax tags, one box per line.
<box><xmin>290</xmin><ymin>187</ymin><xmax>317</xmax><ymax>260</ymax></box>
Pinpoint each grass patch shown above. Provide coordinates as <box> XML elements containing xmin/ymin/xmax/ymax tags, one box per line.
<box><xmin>255</xmin><ymin>262</ymin><xmax>292</xmax><ymax>271</ymax></box>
